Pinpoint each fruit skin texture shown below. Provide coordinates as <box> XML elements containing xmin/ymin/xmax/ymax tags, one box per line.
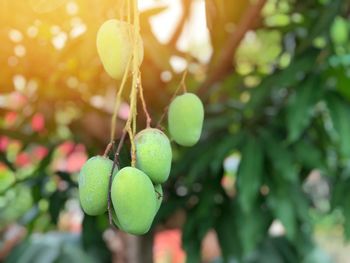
<box><xmin>154</xmin><ymin>184</ymin><xmax>163</xmax><ymax>213</ymax></box>
<box><xmin>96</xmin><ymin>19</ymin><xmax>144</xmax><ymax>79</ymax></box>
<box><xmin>168</xmin><ymin>93</ymin><xmax>204</xmax><ymax>146</ymax></box>
<box><xmin>135</xmin><ymin>128</ymin><xmax>172</xmax><ymax>184</ymax></box>
<box><xmin>78</xmin><ymin>156</ymin><xmax>115</xmax><ymax>216</ymax></box>
<box><xmin>111</xmin><ymin>167</ymin><xmax>156</xmax><ymax>235</ymax></box>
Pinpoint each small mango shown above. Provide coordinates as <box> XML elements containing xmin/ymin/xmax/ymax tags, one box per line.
<box><xmin>79</xmin><ymin>156</ymin><xmax>115</xmax><ymax>216</ymax></box>
<box><xmin>111</xmin><ymin>167</ymin><xmax>156</xmax><ymax>235</ymax></box>
<box><xmin>168</xmin><ymin>93</ymin><xmax>204</xmax><ymax>146</ymax></box>
<box><xmin>135</xmin><ymin>128</ymin><xmax>172</xmax><ymax>184</ymax></box>
<box><xmin>96</xmin><ymin>19</ymin><xmax>143</xmax><ymax>79</ymax></box>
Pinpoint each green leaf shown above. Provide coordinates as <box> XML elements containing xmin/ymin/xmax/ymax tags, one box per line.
<box><xmin>238</xmin><ymin>206</ymin><xmax>270</xmax><ymax>256</ymax></box>
<box><xmin>267</xmin><ymin>186</ymin><xmax>296</xmax><ymax>240</ymax></box>
<box><xmin>331</xmin><ymin>176</ymin><xmax>350</xmax><ymax>239</ymax></box>
<box><xmin>293</xmin><ymin>140</ymin><xmax>325</xmax><ymax>170</ymax></box>
<box><xmin>325</xmin><ymin>92</ymin><xmax>350</xmax><ymax>158</ymax></box>
<box><xmin>262</xmin><ymin>131</ymin><xmax>298</xmax><ymax>183</ymax></box>
<box><xmin>182</xmin><ymin>187</ymin><xmax>217</xmax><ymax>263</ymax></box>
<box><xmin>298</xmin><ymin>0</ymin><xmax>342</xmax><ymax>52</ymax></box>
<box><xmin>286</xmin><ymin>76</ymin><xmax>323</xmax><ymax>142</ymax></box>
<box><xmin>247</xmin><ymin>236</ymin><xmax>298</xmax><ymax>263</ymax></box>
<box><xmin>237</xmin><ymin>136</ymin><xmax>264</xmax><ymax>213</ymax></box>
<box><xmin>215</xmin><ymin>201</ymin><xmax>242</xmax><ymax>261</ymax></box>
<box><xmin>211</xmin><ymin>132</ymin><xmax>244</xmax><ymax>174</ymax></box>
<box><xmin>82</xmin><ymin>215</ymin><xmax>111</xmax><ymax>262</ymax></box>
<box><xmin>344</xmin><ymin>192</ymin><xmax>350</xmax><ymax>240</ymax></box>
<box><xmin>0</xmin><ymin>167</ymin><xmax>15</xmax><ymax>194</ymax></box>
<box><xmin>48</xmin><ymin>191</ymin><xmax>68</xmax><ymax>225</ymax></box>
<box><xmin>247</xmin><ymin>49</ymin><xmax>319</xmax><ymax>112</ymax></box>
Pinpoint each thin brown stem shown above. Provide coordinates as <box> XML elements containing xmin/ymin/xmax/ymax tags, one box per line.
<box><xmin>138</xmin><ymin>73</ymin><xmax>152</xmax><ymax>128</ymax></box>
<box><xmin>103</xmin><ymin>141</ymin><xmax>114</xmax><ymax>157</ymax></box>
<box><xmin>107</xmin><ymin>130</ymin><xmax>127</xmax><ymax>229</ymax></box>
<box><xmin>157</xmin><ymin>70</ymin><xmax>188</xmax><ymax>127</ymax></box>
<box><xmin>110</xmin><ymin>56</ymin><xmax>132</xmax><ymax>142</ymax></box>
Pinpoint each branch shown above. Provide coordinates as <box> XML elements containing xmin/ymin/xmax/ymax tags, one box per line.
<box><xmin>198</xmin><ymin>0</ymin><xmax>267</xmax><ymax>97</ymax></box>
<box><xmin>167</xmin><ymin>0</ymin><xmax>192</xmax><ymax>47</ymax></box>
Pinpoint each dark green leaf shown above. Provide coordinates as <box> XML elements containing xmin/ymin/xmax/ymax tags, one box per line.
<box><xmin>268</xmin><ymin>188</ymin><xmax>296</xmax><ymax>240</ymax></box>
<box><xmin>237</xmin><ymin>136</ymin><xmax>264</xmax><ymax>212</ymax></box>
<box><xmin>247</xmin><ymin>49</ymin><xmax>319</xmax><ymax>112</ymax></box>
<box><xmin>298</xmin><ymin>0</ymin><xmax>342</xmax><ymax>52</ymax></box>
<box><xmin>211</xmin><ymin>132</ymin><xmax>244</xmax><ymax>174</ymax></box>
<box><xmin>215</xmin><ymin>201</ymin><xmax>242</xmax><ymax>261</ymax></box>
<box><xmin>286</xmin><ymin>76</ymin><xmax>323</xmax><ymax>142</ymax></box>
<box><xmin>293</xmin><ymin>140</ymin><xmax>325</xmax><ymax>170</ymax></box>
<box><xmin>262</xmin><ymin>131</ymin><xmax>298</xmax><ymax>183</ymax></box>
<box><xmin>238</xmin><ymin>206</ymin><xmax>270</xmax><ymax>256</ymax></box>
<box><xmin>325</xmin><ymin>92</ymin><xmax>350</xmax><ymax>158</ymax></box>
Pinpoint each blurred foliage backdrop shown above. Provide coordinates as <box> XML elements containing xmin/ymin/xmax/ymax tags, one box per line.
<box><xmin>1</xmin><ymin>0</ymin><xmax>350</xmax><ymax>262</ymax></box>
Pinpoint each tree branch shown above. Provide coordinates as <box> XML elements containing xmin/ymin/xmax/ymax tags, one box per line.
<box><xmin>167</xmin><ymin>0</ymin><xmax>192</xmax><ymax>47</ymax></box>
<box><xmin>198</xmin><ymin>0</ymin><xmax>267</xmax><ymax>97</ymax></box>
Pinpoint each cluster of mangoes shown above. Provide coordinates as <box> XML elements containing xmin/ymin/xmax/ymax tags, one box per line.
<box><xmin>78</xmin><ymin>19</ymin><xmax>204</xmax><ymax>235</ymax></box>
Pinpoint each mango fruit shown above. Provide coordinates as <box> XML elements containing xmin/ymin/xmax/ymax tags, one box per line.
<box><xmin>78</xmin><ymin>156</ymin><xmax>115</xmax><ymax>216</ymax></box>
<box><xmin>168</xmin><ymin>93</ymin><xmax>204</xmax><ymax>146</ymax></box>
<box><xmin>111</xmin><ymin>167</ymin><xmax>156</xmax><ymax>235</ymax></box>
<box><xmin>135</xmin><ymin>128</ymin><xmax>172</xmax><ymax>184</ymax></box>
<box><xmin>96</xmin><ymin>19</ymin><xmax>144</xmax><ymax>79</ymax></box>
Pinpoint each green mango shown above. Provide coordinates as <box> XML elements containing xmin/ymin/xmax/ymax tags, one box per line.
<box><xmin>135</xmin><ymin>128</ymin><xmax>172</xmax><ymax>184</ymax></box>
<box><xmin>168</xmin><ymin>93</ymin><xmax>204</xmax><ymax>146</ymax></box>
<box><xmin>96</xmin><ymin>19</ymin><xmax>143</xmax><ymax>79</ymax></box>
<box><xmin>154</xmin><ymin>184</ymin><xmax>163</xmax><ymax>213</ymax></box>
<box><xmin>111</xmin><ymin>167</ymin><xmax>156</xmax><ymax>235</ymax></box>
<box><xmin>78</xmin><ymin>156</ymin><xmax>115</xmax><ymax>216</ymax></box>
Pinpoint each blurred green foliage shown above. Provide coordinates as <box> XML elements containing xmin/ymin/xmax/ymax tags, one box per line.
<box><xmin>1</xmin><ymin>0</ymin><xmax>350</xmax><ymax>262</ymax></box>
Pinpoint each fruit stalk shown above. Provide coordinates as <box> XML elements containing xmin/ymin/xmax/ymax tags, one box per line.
<box><xmin>103</xmin><ymin>141</ymin><xmax>114</xmax><ymax>157</ymax></box>
<box><xmin>157</xmin><ymin>70</ymin><xmax>187</xmax><ymax>128</ymax></box>
<box><xmin>110</xmin><ymin>56</ymin><xmax>132</xmax><ymax>142</ymax></box>
<box><xmin>138</xmin><ymin>73</ymin><xmax>152</xmax><ymax>128</ymax></box>
<box><xmin>124</xmin><ymin>0</ymin><xmax>141</xmax><ymax>167</ymax></box>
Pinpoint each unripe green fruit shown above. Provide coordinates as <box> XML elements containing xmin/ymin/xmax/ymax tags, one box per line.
<box><xmin>96</xmin><ymin>19</ymin><xmax>144</xmax><ymax>79</ymax></box>
<box><xmin>168</xmin><ymin>93</ymin><xmax>204</xmax><ymax>146</ymax></box>
<box><xmin>135</xmin><ymin>128</ymin><xmax>172</xmax><ymax>184</ymax></box>
<box><xmin>154</xmin><ymin>184</ymin><xmax>163</xmax><ymax>213</ymax></box>
<box><xmin>111</xmin><ymin>167</ymin><xmax>156</xmax><ymax>235</ymax></box>
<box><xmin>78</xmin><ymin>156</ymin><xmax>116</xmax><ymax>216</ymax></box>
<box><xmin>330</xmin><ymin>16</ymin><xmax>348</xmax><ymax>45</ymax></box>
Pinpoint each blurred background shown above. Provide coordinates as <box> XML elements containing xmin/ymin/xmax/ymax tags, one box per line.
<box><xmin>1</xmin><ymin>0</ymin><xmax>350</xmax><ymax>262</ymax></box>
